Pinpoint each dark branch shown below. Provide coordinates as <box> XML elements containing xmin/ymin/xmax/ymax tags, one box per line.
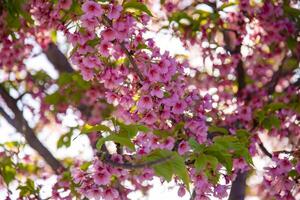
<box><xmin>236</xmin><ymin>60</ymin><xmax>246</xmax><ymax>94</ymax></box>
<box><xmin>0</xmin><ymin>85</ymin><xmax>64</xmax><ymax>173</ymax></box>
<box><xmin>189</xmin><ymin>190</ymin><xmax>196</xmax><ymax>200</ymax></box>
<box><xmin>265</xmin><ymin>57</ymin><xmax>286</xmax><ymax>95</ymax></box>
<box><xmin>223</xmin><ymin>30</ymin><xmax>245</xmax><ymax>95</ymax></box>
<box><xmin>228</xmin><ymin>171</ymin><xmax>247</xmax><ymax>200</ymax></box>
<box><xmin>97</xmin><ymin>152</ymin><xmax>173</xmax><ymax>170</ymax></box>
<box><xmin>119</xmin><ymin>42</ymin><xmax>145</xmax><ymax>81</ymax></box>
<box><xmin>258</xmin><ymin>143</ymin><xmax>273</xmax><ymax>159</ymax></box>
<box><xmin>44</xmin><ymin>43</ymin><xmax>74</xmax><ymax>73</ymax></box>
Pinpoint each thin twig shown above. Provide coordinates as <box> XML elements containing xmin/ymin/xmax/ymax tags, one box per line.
<box><xmin>101</xmin><ymin>15</ymin><xmax>145</xmax><ymax>81</ymax></box>
<box><xmin>97</xmin><ymin>152</ymin><xmax>173</xmax><ymax>169</ymax></box>
<box><xmin>189</xmin><ymin>190</ymin><xmax>196</xmax><ymax>200</ymax></box>
<box><xmin>258</xmin><ymin>143</ymin><xmax>273</xmax><ymax>158</ymax></box>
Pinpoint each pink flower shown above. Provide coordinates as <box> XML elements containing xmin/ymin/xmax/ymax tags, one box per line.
<box><xmin>160</xmin><ymin>107</ymin><xmax>171</xmax><ymax>120</ymax></box>
<box><xmin>177</xmin><ymin>186</ymin><xmax>186</xmax><ymax>197</ymax></box>
<box><xmin>71</xmin><ymin>168</ymin><xmax>85</xmax><ymax>184</ymax></box>
<box><xmin>82</xmin><ymin>1</ymin><xmax>103</xmax><ymax>18</ymax></box>
<box><xmin>157</xmin><ymin>59</ymin><xmax>170</xmax><ymax>74</ymax></box>
<box><xmin>172</xmin><ymin>101</ymin><xmax>187</xmax><ymax>114</ymax></box>
<box><xmin>213</xmin><ymin>185</ymin><xmax>228</xmax><ymax>199</ymax></box>
<box><xmin>120</xmin><ymin>96</ymin><xmax>134</xmax><ymax>110</ymax></box>
<box><xmin>83</xmin><ymin>55</ymin><xmax>101</xmax><ymax>69</ymax></box>
<box><xmin>164</xmin><ymin>2</ymin><xmax>176</xmax><ymax>12</ymax></box>
<box><xmin>141</xmin><ymin>111</ymin><xmax>157</xmax><ymax>125</ymax></box>
<box><xmin>103</xmin><ymin>188</ymin><xmax>119</xmax><ymax>200</ymax></box>
<box><xmin>233</xmin><ymin>158</ymin><xmax>248</xmax><ymax>172</ymax></box>
<box><xmin>113</xmin><ymin>20</ymin><xmax>130</xmax><ymax>40</ymax></box>
<box><xmin>278</xmin><ymin>159</ymin><xmax>292</xmax><ymax>174</ymax></box>
<box><xmin>137</xmin><ymin>95</ymin><xmax>153</xmax><ymax>111</ymax></box>
<box><xmin>81</xmin><ymin>15</ymin><xmax>98</xmax><ymax>31</ymax></box>
<box><xmin>101</xmin><ymin>28</ymin><xmax>116</xmax><ymax>42</ymax></box>
<box><xmin>80</xmin><ymin>67</ymin><xmax>94</xmax><ymax>81</ymax></box>
<box><xmin>162</xmin><ymin>93</ymin><xmax>179</xmax><ymax>107</ymax></box>
<box><xmin>87</xmin><ymin>187</ymin><xmax>102</xmax><ymax>199</ymax></box>
<box><xmin>108</xmin><ymin>4</ymin><xmax>123</xmax><ymax>20</ymax></box>
<box><xmin>178</xmin><ymin>140</ymin><xmax>190</xmax><ymax>155</ymax></box>
<box><xmin>162</xmin><ymin>136</ymin><xmax>175</xmax><ymax>150</ymax></box>
<box><xmin>150</xmin><ymin>85</ymin><xmax>163</xmax><ymax>98</ymax></box>
<box><xmin>78</xmin><ymin>44</ymin><xmax>94</xmax><ymax>54</ymax></box>
<box><xmin>98</xmin><ymin>41</ymin><xmax>111</xmax><ymax>57</ymax></box>
<box><xmin>105</xmin><ymin>92</ymin><xmax>119</xmax><ymax>105</ymax></box>
<box><xmin>58</xmin><ymin>0</ymin><xmax>72</xmax><ymax>10</ymax></box>
<box><xmin>93</xmin><ymin>169</ymin><xmax>111</xmax><ymax>185</ymax></box>
<box><xmin>141</xmin><ymin>14</ymin><xmax>150</xmax><ymax>24</ymax></box>
<box><xmin>202</xmin><ymin>94</ymin><xmax>212</xmax><ymax>110</ymax></box>
<box><xmin>140</xmin><ymin>168</ymin><xmax>155</xmax><ymax>181</ymax></box>
<box><xmin>147</xmin><ymin>67</ymin><xmax>160</xmax><ymax>82</ymax></box>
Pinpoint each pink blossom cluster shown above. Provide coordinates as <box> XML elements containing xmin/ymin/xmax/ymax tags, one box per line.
<box><xmin>69</xmin><ymin>155</ymin><xmax>156</xmax><ymax>200</ymax></box>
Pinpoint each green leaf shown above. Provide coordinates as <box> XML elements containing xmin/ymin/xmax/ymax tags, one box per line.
<box><xmin>117</xmin><ymin>121</ymin><xmax>149</xmax><ymax>138</ymax></box>
<box><xmin>255</xmin><ymin>110</ymin><xmax>265</xmax><ymax>124</ymax></box>
<box><xmin>288</xmin><ymin>169</ymin><xmax>299</xmax><ymax>179</ymax></box>
<box><xmin>153</xmin><ymin>161</ymin><xmax>173</xmax><ymax>182</ymax></box>
<box><xmin>206</xmin><ymin>155</ymin><xmax>218</xmax><ymax>170</ymax></box>
<box><xmin>2</xmin><ymin>165</ymin><xmax>16</xmax><ymax>185</ymax></box>
<box><xmin>211</xmin><ymin>135</ymin><xmax>253</xmax><ymax>166</ymax></box>
<box><xmin>188</xmin><ymin>138</ymin><xmax>205</xmax><ymax>152</ymax></box>
<box><xmin>4</xmin><ymin>141</ymin><xmax>20</xmax><ymax>149</ymax></box>
<box><xmin>172</xmin><ymin>152</ymin><xmax>190</xmax><ymax>190</ymax></box>
<box><xmin>80</xmin><ymin>161</ymin><xmax>92</xmax><ymax>171</ymax></box>
<box><xmin>96</xmin><ymin>135</ymin><xmax>135</xmax><ymax>151</ymax></box>
<box><xmin>283</xmin><ymin>58</ymin><xmax>299</xmax><ymax>71</ymax></box>
<box><xmin>174</xmin><ymin>121</ymin><xmax>185</xmax><ymax>132</ymax></box>
<box><xmin>195</xmin><ymin>154</ymin><xmax>206</xmax><ymax>171</ymax></box>
<box><xmin>57</xmin><ymin>132</ymin><xmax>72</xmax><ymax>148</ymax></box>
<box><xmin>284</xmin><ymin>5</ymin><xmax>300</xmax><ymax>18</ymax></box>
<box><xmin>204</xmin><ymin>143</ymin><xmax>233</xmax><ymax>171</ymax></box>
<box><xmin>86</xmin><ymin>38</ymin><xmax>101</xmax><ymax>47</ymax></box>
<box><xmin>220</xmin><ymin>2</ymin><xmax>236</xmax><ymax>10</ymax></box>
<box><xmin>123</xmin><ymin>1</ymin><xmax>153</xmax><ymax>17</ymax></box>
<box><xmin>17</xmin><ymin>179</ymin><xmax>37</xmax><ymax>197</ymax></box>
<box><xmin>169</xmin><ymin>12</ymin><xmax>193</xmax><ymax>24</ymax></box>
<box><xmin>236</xmin><ymin>129</ymin><xmax>250</xmax><ymax>143</ymax></box>
<box><xmin>287</xmin><ymin>37</ymin><xmax>297</xmax><ymax>50</ymax></box>
<box><xmin>45</xmin><ymin>91</ymin><xmax>62</xmax><ymax>105</ymax></box>
<box><xmin>81</xmin><ymin>124</ymin><xmax>112</xmax><ymax>134</ymax></box>
<box><xmin>264</xmin><ymin>103</ymin><xmax>287</xmax><ymax>112</ymax></box>
<box><xmin>57</xmin><ymin>73</ymin><xmax>73</xmax><ymax>85</ymax></box>
<box><xmin>208</xmin><ymin>125</ymin><xmax>229</xmax><ymax>134</ymax></box>
<box><xmin>153</xmin><ymin>130</ymin><xmax>173</xmax><ymax>138</ymax></box>
<box><xmin>262</xmin><ymin>116</ymin><xmax>281</xmax><ymax>130</ymax></box>
<box><xmin>143</xmin><ymin>150</ymin><xmax>190</xmax><ymax>190</ymax></box>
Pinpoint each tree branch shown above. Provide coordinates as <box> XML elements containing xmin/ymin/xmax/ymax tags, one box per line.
<box><xmin>223</xmin><ymin>30</ymin><xmax>245</xmax><ymax>96</ymax></box>
<box><xmin>44</xmin><ymin>43</ymin><xmax>74</xmax><ymax>73</ymax></box>
<box><xmin>228</xmin><ymin>171</ymin><xmax>247</xmax><ymax>200</ymax></box>
<box><xmin>101</xmin><ymin>15</ymin><xmax>145</xmax><ymax>81</ymax></box>
<box><xmin>258</xmin><ymin>142</ymin><xmax>272</xmax><ymax>159</ymax></box>
<box><xmin>236</xmin><ymin>60</ymin><xmax>246</xmax><ymax>95</ymax></box>
<box><xmin>97</xmin><ymin>152</ymin><xmax>173</xmax><ymax>170</ymax></box>
<box><xmin>265</xmin><ymin>56</ymin><xmax>287</xmax><ymax>95</ymax></box>
<box><xmin>189</xmin><ymin>190</ymin><xmax>196</xmax><ymax>200</ymax></box>
<box><xmin>0</xmin><ymin>85</ymin><xmax>64</xmax><ymax>173</ymax></box>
